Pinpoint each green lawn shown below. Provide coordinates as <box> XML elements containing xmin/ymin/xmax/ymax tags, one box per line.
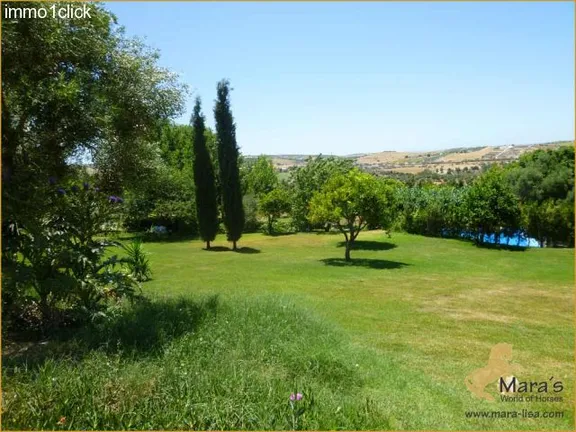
<box><xmin>3</xmin><ymin>231</ymin><xmax>574</xmax><ymax>430</ymax></box>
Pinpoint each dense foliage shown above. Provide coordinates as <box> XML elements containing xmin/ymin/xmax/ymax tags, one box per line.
<box><xmin>2</xmin><ymin>1</ymin><xmax>573</xmax><ymax>342</ymax></box>
<box><xmin>2</xmin><ymin>181</ymin><xmax>140</xmax><ymax>332</ymax></box>
<box><xmin>258</xmin><ymin>188</ymin><xmax>292</xmax><ymax>234</ymax></box>
<box><xmin>506</xmin><ymin>146</ymin><xmax>574</xmax><ymax>246</ymax></box>
<box><xmin>214</xmin><ymin>79</ymin><xmax>245</xmax><ymax>249</ymax></box>
<box><xmin>289</xmin><ymin>156</ymin><xmax>354</xmax><ymax>231</ymax></box>
<box><xmin>246</xmin><ymin>156</ymin><xmax>279</xmax><ymax>197</ymax></box>
<box><xmin>392</xmin><ymin>146</ymin><xmax>574</xmax><ymax>248</ymax></box>
<box><xmin>191</xmin><ymin>98</ymin><xmax>219</xmax><ymax>248</ymax></box>
<box><xmin>1</xmin><ymin>2</ymin><xmax>183</xmax><ymax>332</ymax></box>
<box><xmin>309</xmin><ymin>170</ymin><xmax>398</xmax><ymax>261</ymax></box>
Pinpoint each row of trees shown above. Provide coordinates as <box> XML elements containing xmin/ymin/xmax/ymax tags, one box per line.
<box><xmin>395</xmin><ymin>146</ymin><xmax>574</xmax><ymax>248</ymax></box>
<box><xmin>2</xmin><ymin>2</ymin><xmax>572</xmax><ymax>332</ymax></box>
<box><xmin>192</xmin><ymin>81</ymin><xmax>244</xmax><ymax>250</ymax></box>
<box><xmin>236</xmin><ymin>146</ymin><xmax>573</xmax><ymax>260</ymax></box>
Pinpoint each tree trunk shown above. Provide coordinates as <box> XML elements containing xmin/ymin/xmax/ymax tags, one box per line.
<box><xmin>344</xmin><ymin>240</ymin><xmax>352</xmax><ymax>261</ymax></box>
<box><xmin>268</xmin><ymin>215</ymin><xmax>273</xmax><ymax>235</ymax></box>
<box><xmin>206</xmin><ymin>240</ymin><xmax>211</xmax><ymax>250</ymax></box>
<box><xmin>233</xmin><ymin>240</ymin><xmax>237</xmax><ymax>251</ymax></box>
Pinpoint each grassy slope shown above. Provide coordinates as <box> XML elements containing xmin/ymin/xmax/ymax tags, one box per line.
<box><xmin>142</xmin><ymin>231</ymin><xmax>574</xmax><ymax>429</ymax></box>
<box><xmin>3</xmin><ymin>232</ymin><xmax>574</xmax><ymax>430</ymax></box>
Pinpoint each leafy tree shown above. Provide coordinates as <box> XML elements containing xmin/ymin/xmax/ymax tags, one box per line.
<box><xmin>309</xmin><ymin>170</ymin><xmax>397</xmax><ymax>261</ymax></box>
<box><xmin>124</xmin><ymin>165</ymin><xmax>197</xmax><ymax>234</ymax></box>
<box><xmin>396</xmin><ymin>185</ymin><xmax>466</xmax><ymax>237</ymax></box>
<box><xmin>2</xmin><ymin>2</ymin><xmax>184</xmax><ymax>329</ymax></box>
<box><xmin>159</xmin><ymin>123</ymin><xmax>193</xmax><ymax>171</ymax></box>
<box><xmin>505</xmin><ymin>146</ymin><xmax>574</xmax><ymax>246</ymax></box>
<box><xmin>463</xmin><ymin>166</ymin><xmax>520</xmax><ymax>244</ymax></box>
<box><xmin>242</xmin><ymin>194</ymin><xmax>261</xmax><ymax>233</ymax></box>
<box><xmin>191</xmin><ymin>97</ymin><xmax>219</xmax><ymax>249</ymax></box>
<box><xmin>247</xmin><ymin>156</ymin><xmax>278</xmax><ymax>197</ymax></box>
<box><xmin>214</xmin><ymin>79</ymin><xmax>244</xmax><ymax>249</ymax></box>
<box><xmin>289</xmin><ymin>155</ymin><xmax>354</xmax><ymax>231</ymax></box>
<box><xmin>522</xmin><ymin>199</ymin><xmax>574</xmax><ymax>247</ymax></box>
<box><xmin>2</xmin><ymin>1</ymin><xmax>186</xmax><ymax>267</ymax></box>
<box><xmin>259</xmin><ymin>188</ymin><xmax>291</xmax><ymax>234</ymax></box>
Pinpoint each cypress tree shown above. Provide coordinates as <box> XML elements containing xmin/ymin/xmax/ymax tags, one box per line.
<box><xmin>214</xmin><ymin>79</ymin><xmax>244</xmax><ymax>250</ymax></box>
<box><xmin>191</xmin><ymin>97</ymin><xmax>219</xmax><ymax>249</ymax></box>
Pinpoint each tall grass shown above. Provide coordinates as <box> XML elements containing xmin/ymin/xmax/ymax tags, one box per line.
<box><xmin>2</xmin><ymin>296</ymin><xmax>389</xmax><ymax>430</ymax></box>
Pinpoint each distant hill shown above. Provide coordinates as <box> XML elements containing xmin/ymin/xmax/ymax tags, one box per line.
<box><xmin>247</xmin><ymin>140</ymin><xmax>573</xmax><ymax>175</ymax></box>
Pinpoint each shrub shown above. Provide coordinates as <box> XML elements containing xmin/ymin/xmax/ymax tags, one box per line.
<box><xmin>258</xmin><ymin>188</ymin><xmax>291</xmax><ymax>235</ymax></box>
<box><xmin>243</xmin><ymin>194</ymin><xmax>261</xmax><ymax>233</ymax></box>
<box><xmin>122</xmin><ymin>238</ymin><xmax>152</xmax><ymax>282</ymax></box>
<box><xmin>272</xmin><ymin>218</ymin><xmax>295</xmax><ymax>235</ymax></box>
<box><xmin>123</xmin><ymin>167</ymin><xmax>198</xmax><ymax>235</ymax></box>
<box><xmin>2</xmin><ymin>180</ymin><xmax>141</xmax><ymax>333</ymax></box>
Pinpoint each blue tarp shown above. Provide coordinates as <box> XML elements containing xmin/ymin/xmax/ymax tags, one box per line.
<box><xmin>456</xmin><ymin>231</ymin><xmax>540</xmax><ymax>248</ymax></box>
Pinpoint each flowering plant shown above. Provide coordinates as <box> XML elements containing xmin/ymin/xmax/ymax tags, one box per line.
<box><xmin>2</xmin><ymin>179</ymin><xmax>140</xmax><ymax>331</ymax></box>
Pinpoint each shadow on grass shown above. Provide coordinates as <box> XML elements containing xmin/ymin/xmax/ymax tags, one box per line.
<box><xmin>266</xmin><ymin>232</ymin><xmax>295</xmax><ymax>237</ymax></box>
<box><xmin>115</xmin><ymin>232</ymin><xmax>199</xmax><ymax>244</ymax></box>
<box><xmin>336</xmin><ymin>240</ymin><xmax>397</xmax><ymax>251</ymax></box>
<box><xmin>314</xmin><ymin>231</ymin><xmax>340</xmax><ymax>236</ymax></box>
<box><xmin>473</xmin><ymin>241</ymin><xmax>528</xmax><ymax>252</ymax></box>
<box><xmin>2</xmin><ymin>296</ymin><xmax>219</xmax><ymax>369</ymax></box>
<box><xmin>206</xmin><ymin>246</ymin><xmax>261</xmax><ymax>254</ymax></box>
<box><xmin>320</xmin><ymin>258</ymin><xmax>410</xmax><ymax>270</ymax></box>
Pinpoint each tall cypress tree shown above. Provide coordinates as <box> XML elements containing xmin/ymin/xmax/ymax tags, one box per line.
<box><xmin>214</xmin><ymin>79</ymin><xmax>244</xmax><ymax>250</ymax></box>
<box><xmin>191</xmin><ymin>97</ymin><xmax>219</xmax><ymax>249</ymax></box>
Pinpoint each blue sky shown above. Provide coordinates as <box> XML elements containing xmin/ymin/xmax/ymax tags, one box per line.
<box><xmin>105</xmin><ymin>1</ymin><xmax>574</xmax><ymax>155</ymax></box>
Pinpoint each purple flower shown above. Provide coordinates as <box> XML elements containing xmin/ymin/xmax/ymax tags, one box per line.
<box><xmin>289</xmin><ymin>392</ymin><xmax>303</xmax><ymax>401</ymax></box>
<box><xmin>48</xmin><ymin>176</ymin><xmax>57</xmax><ymax>185</ymax></box>
<box><xmin>83</xmin><ymin>182</ymin><xmax>90</xmax><ymax>190</ymax></box>
<box><xmin>108</xmin><ymin>196</ymin><xmax>118</xmax><ymax>203</ymax></box>
<box><xmin>94</xmin><ymin>187</ymin><xmax>100</xmax><ymax>192</ymax></box>
<box><xmin>117</xmin><ymin>197</ymin><xmax>124</xmax><ymax>204</ymax></box>
<box><xmin>56</xmin><ymin>188</ymin><xmax>66</xmax><ymax>195</ymax></box>
<box><xmin>71</xmin><ymin>185</ymin><xmax>79</xmax><ymax>193</ymax></box>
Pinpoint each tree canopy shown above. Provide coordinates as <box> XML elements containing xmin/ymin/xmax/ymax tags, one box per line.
<box><xmin>246</xmin><ymin>156</ymin><xmax>278</xmax><ymax>197</ymax></box>
<box><xmin>191</xmin><ymin>98</ymin><xmax>219</xmax><ymax>249</ymax></box>
<box><xmin>289</xmin><ymin>155</ymin><xmax>354</xmax><ymax>231</ymax></box>
<box><xmin>2</xmin><ymin>1</ymin><xmax>186</xmax><ymax>226</ymax></box>
<box><xmin>214</xmin><ymin>79</ymin><xmax>245</xmax><ymax>249</ymax></box>
<box><xmin>309</xmin><ymin>170</ymin><xmax>397</xmax><ymax>261</ymax></box>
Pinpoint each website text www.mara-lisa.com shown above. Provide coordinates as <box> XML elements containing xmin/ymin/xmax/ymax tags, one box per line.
<box><xmin>465</xmin><ymin>410</ymin><xmax>564</xmax><ymax>419</ymax></box>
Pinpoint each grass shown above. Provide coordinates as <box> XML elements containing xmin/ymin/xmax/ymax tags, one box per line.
<box><xmin>2</xmin><ymin>231</ymin><xmax>574</xmax><ymax>430</ymax></box>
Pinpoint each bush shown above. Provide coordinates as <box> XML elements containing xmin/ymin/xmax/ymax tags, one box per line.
<box><xmin>123</xmin><ymin>167</ymin><xmax>198</xmax><ymax>235</ymax></box>
<box><xmin>243</xmin><ymin>194</ymin><xmax>261</xmax><ymax>233</ymax></box>
<box><xmin>270</xmin><ymin>218</ymin><xmax>295</xmax><ymax>235</ymax></box>
<box><xmin>2</xmin><ymin>180</ymin><xmax>141</xmax><ymax>333</ymax></box>
<box><xmin>122</xmin><ymin>239</ymin><xmax>152</xmax><ymax>282</ymax></box>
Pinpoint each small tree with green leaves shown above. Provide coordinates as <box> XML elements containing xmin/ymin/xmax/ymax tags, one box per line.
<box><xmin>259</xmin><ymin>188</ymin><xmax>291</xmax><ymax>234</ymax></box>
<box><xmin>191</xmin><ymin>97</ymin><xmax>219</xmax><ymax>249</ymax></box>
<box><xmin>309</xmin><ymin>170</ymin><xmax>396</xmax><ymax>261</ymax></box>
<box><xmin>463</xmin><ymin>166</ymin><xmax>521</xmax><ymax>244</ymax></box>
<box><xmin>289</xmin><ymin>156</ymin><xmax>354</xmax><ymax>231</ymax></box>
<box><xmin>214</xmin><ymin>79</ymin><xmax>244</xmax><ymax>250</ymax></box>
<box><xmin>247</xmin><ymin>156</ymin><xmax>278</xmax><ymax>197</ymax></box>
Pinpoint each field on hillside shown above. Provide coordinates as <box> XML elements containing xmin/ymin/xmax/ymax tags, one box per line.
<box><xmin>3</xmin><ymin>232</ymin><xmax>574</xmax><ymax>430</ymax></box>
<box><xmin>261</xmin><ymin>141</ymin><xmax>572</xmax><ymax>175</ymax></box>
